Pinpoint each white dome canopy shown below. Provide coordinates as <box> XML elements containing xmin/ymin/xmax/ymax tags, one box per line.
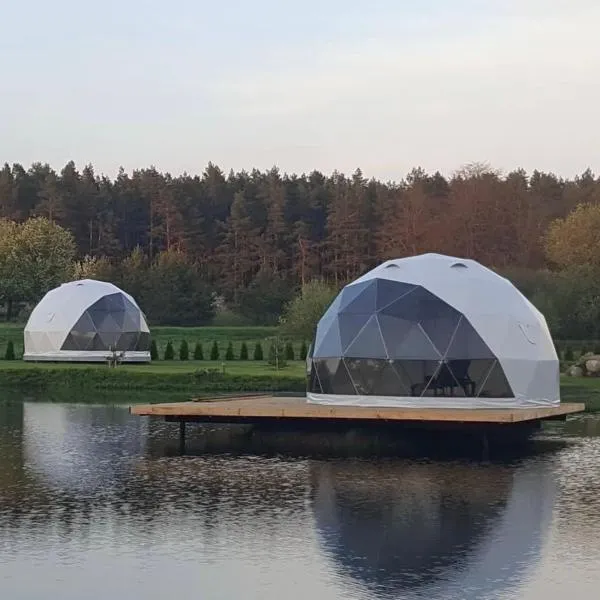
<box><xmin>308</xmin><ymin>253</ymin><xmax>559</xmax><ymax>408</ymax></box>
<box><xmin>24</xmin><ymin>279</ymin><xmax>151</xmax><ymax>362</ymax></box>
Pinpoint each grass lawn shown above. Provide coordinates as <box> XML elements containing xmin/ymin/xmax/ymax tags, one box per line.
<box><xmin>0</xmin><ymin>359</ymin><xmax>305</xmax><ymax>378</ymax></box>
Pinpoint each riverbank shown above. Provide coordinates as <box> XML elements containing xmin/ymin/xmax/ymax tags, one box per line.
<box><xmin>0</xmin><ymin>361</ymin><xmax>306</xmax><ymax>396</ymax></box>
<box><xmin>1</xmin><ymin>360</ymin><xmax>600</xmax><ymax>411</ymax></box>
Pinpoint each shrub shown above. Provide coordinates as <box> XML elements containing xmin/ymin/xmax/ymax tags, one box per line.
<box><xmin>285</xmin><ymin>341</ymin><xmax>295</xmax><ymax>361</ymax></box>
<box><xmin>210</xmin><ymin>340</ymin><xmax>219</xmax><ymax>361</ymax></box>
<box><xmin>299</xmin><ymin>340</ymin><xmax>308</xmax><ymax>360</ymax></box>
<box><xmin>193</xmin><ymin>342</ymin><xmax>204</xmax><ymax>360</ymax></box>
<box><xmin>164</xmin><ymin>341</ymin><xmax>175</xmax><ymax>360</ymax></box>
<box><xmin>564</xmin><ymin>346</ymin><xmax>574</xmax><ymax>362</ymax></box>
<box><xmin>179</xmin><ymin>340</ymin><xmax>189</xmax><ymax>361</ymax></box>
<box><xmin>225</xmin><ymin>342</ymin><xmax>235</xmax><ymax>360</ymax></box>
<box><xmin>4</xmin><ymin>341</ymin><xmax>15</xmax><ymax>361</ymax></box>
<box><xmin>267</xmin><ymin>339</ymin><xmax>287</xmax><ymax>368</ymax></box>
<box><xmin>240</xmin><ymin>342</ymin><xmax>249</xmax><ymax>360</ymax></box>
<box><xmin>150</xmin><ymin>339</ymin><xmax>158</xmax><ymax>360</ymax></box>
<box><xmin>253</xmin><ymin>342</ymin><xmax>263</xmax><ymax>361</ymax></box>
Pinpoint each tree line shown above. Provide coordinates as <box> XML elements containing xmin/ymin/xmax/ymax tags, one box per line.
<box><xmin>1</xmin><ymin>160</ymin><xmax>599</xmax><ymax>334</ymax></box>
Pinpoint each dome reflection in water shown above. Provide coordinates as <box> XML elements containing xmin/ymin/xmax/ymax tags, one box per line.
<box><xmin>310</xmin><ymin>459</ymin><xmax>555</xmax><ymax>599</ymax></box>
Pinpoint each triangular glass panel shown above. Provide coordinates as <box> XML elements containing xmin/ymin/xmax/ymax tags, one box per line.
<box><xmin>380</xmin><ymin>286</ymin><xmax>450</xmax><ymax>322</ymax></box>
<box><xmin>60</xmin><ymin>333</ymin><xmax>78</xmax><ymax>351</ymax></box>
<box><xmin>105</xmin><ymin>293</ymin><xmax>125</xmax><ymax>311</ymax></box>
<box><xmin>314</xmin><ymin>318</ymin><xmax>343</xmax><ymax>358</ymax></box>
<box><xmin>339</xmin><ymin>280</ymin><xmax>378</xmax><ymax>315</ymax></box>
<box><xmin>420</xmin><ymin>313</ymin><xmax>462</xmax><ymax>357</ymax></box>
<box><xmin>70</xmin><ymin>330</ymin><xmax>96</xmax><ymax>351</ymax></box>
<box><xmin>345</xmin><ymin>358</ymin><xmax>387</xmax><ymax>395</ymax></box>
<box><xmin>91</xmin><ymin>333</ymin><xmax>106</xmax><ymax>351</ymax></box>
<box><xmin>111</xmin><ymin>309</ymin><xmax>126</xmax><ymax>329</ymax></box>
<box><xmin>476</xmin><ymin>360</ymin><xmax>513</xmax><ymax>398</ymax></box>
<box><xmin>116</xmin><ymin>332</ymin><xmax>139</xmax><ymax>351</ymax></box>
<box><xmin>446</xmin><ymin>318</ymin><xmax>495</xmax><ymax>359</ymax></box>
<box><xmin>375</xmin><ymin>279</ymin><xmax>417</xmax><ymax>311</ymax></box>
<box><xmin>97</xmin><ymin>330</ymin><xmax>120</xmax><ymax>350</ymax></box>
<box><xmin>309</xmin><ymin>366</ymin><xmax>323</xmax><ymax>394</ymax></box>
<box><xmin>371</xmin><ymin>360</ymin><xmax>411</xmax><ymax>396</ymax></box>
<box><xmin>344</xmin><ymin>314</ymin><xmax>387</xmax><ymax>359</ymax></box>
<box><xmin>338</xmin><ymin>281</ymin><xmax>374</xmax><ymax>313</ymax></box>
<box><xmin>337</xmin><ymin>313</ymin><xmax>372</xmax><ymax>352</ymax></box>
<box><xmin>378</xmin><ymin>315</ymin><xmax>440</xmax><ymax>360</ymax></box>
<box><xmin>136</xmin><ymin>332</ymin><xmax>151</xmax><ymax>351</ymax></box>
<box><xmin>95</xmin><ymin>312</ymin><xmax>120</xmax><ymax>333</ymax></box>
<box><xmin>71</xmin><ymin>311</ymin><xmax>96</xmax><ymax>335</ymax></box>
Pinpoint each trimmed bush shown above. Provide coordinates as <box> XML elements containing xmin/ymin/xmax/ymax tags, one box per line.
<box><xmin>210</xmin><ymin>340</ymin><xmax>219</xmax><ymax>361</ymax></box>
<box><xmin>240</xmin><ymin>342</ymin><xmax>249</xmax><ymax>360</ymax></box>
<box><xmin>5</xmin><ymin>341</ymin><xmax>15</xmax><ymax>361</ymax></box>
<box><xmin>193</xmin><ymin>341</ymin><xmax>204</xmax><ymax>360</ymax></box>
<box><xmin>285</xmin><ymin>341</ymin><xmax>295</xmax><ymax>361</ymax></box>
<box><xmin>564</xmin><ymin>346</ymin><xmax>574</xmax><ymax>362</ymax></box>
<box><xmin>299</xmin><ymin>340</ymin><xmax>308</xmax><ymax>360</ymax></box>
<box><xmin>179</xmin><ymin>340</ymin><xmax>189</xmax><ymax>361</ymax></box>
<box><xmin>225</xmin><ymin>341</ymin><xmax>235</xmax><ymax>360</ymax></box>
<box><xmin>150</xmin><ymin>339</ymin><xmax>159</xmax><ymax>360</ymax></box>
<box><xmin>253</xmin><ymin>342</ymin><xmax>264</xmax><ymax>361</ymax></box>
<box><xmin>164</xmin><ymin>341</ymin><xmax>175</xmax><ymax>360</ymax></box>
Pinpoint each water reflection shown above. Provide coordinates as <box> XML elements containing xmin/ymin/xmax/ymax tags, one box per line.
<box><xmin>311</xmin><ymin>459</ymin><xmax>555</xmax><ymax>599</ymax></box>
<box><xmin>0</xmin><ymin>401</ymin><xmax>598</xmax><ymax>599</ymax></box>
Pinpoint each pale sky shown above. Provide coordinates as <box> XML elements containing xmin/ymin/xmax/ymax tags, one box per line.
<box><xmin>1</xmin><ymin>0</ymin><xmax>599</xmax><ymax>181</ymax></box>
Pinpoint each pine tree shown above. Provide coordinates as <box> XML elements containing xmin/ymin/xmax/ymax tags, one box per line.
<box><xmin>210</xmin><ymin>340</ymin><xmax>219</xmax><ymax>361</ymax></box>
<box><xmin>285</xmin><ymin>341</ymin><xmax>295</xmax><ymax>360</ymax></box>
<box><xmin>299</xmin><ymin>340</ymin><xmax>308</xmax><ymax>360</ymax></box>
<box><xmin>164</xmin><ymin>341</ymin><xmax>174</xmax><ymax>360</ymax></box>
<box><xmin>253</xmin><ymin>342</ymin><xmax>263</xmax><ymax>361</ymax></box>
<box><xmin>4</xmin><ymin>341</ymin><xmax>15</xmax><ymax>360</ymax></box>
<box><xmin>225</xmin><ymin>341</ymin><xmax>235</xmax><ymax>360</ymax></box>
<box><xmin>179</xmin><ymin>340</ymin><xmax>189</xmax><ymax>361</ymax></box>
<box><xmin>150</xmin><ymin>339</ymin><xmax>158</xmax><ymax>360</ymax></box>
<box><xmin>193</xmin><ymin>341</ymin><xmax>204</xmax><ymax>360</ymax></box>
<box><xmin>240</xmin><ymin>342</ymin><xmax>249</xmax><ymax>360</ymax></box>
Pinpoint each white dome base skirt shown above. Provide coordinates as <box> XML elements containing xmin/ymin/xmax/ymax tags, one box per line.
<box><xmin>23</xmin><ymin>351</ymin><xmax>151</xmax><ymax>363</ymax></box>
<box><xmin>307</xmin><ymin>392</ymin><xmax>560</xmax><ymax>409</ymax></box>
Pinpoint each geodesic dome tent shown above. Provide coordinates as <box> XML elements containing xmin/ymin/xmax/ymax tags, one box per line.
<box><xmin>23</xmin><ymin>279</ymin><xmax>151</xmax><ymax>362</ymax></box>
<box><xmin>307</xmin><ymin>253</ymin><xmax>559</xmax><ymax>408</ymax></box>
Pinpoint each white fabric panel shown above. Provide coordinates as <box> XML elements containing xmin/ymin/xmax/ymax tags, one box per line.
<box><xmin>307</xmin><ymin>392</ymin><xmax>557</xmax><ymax>409</ymax></box>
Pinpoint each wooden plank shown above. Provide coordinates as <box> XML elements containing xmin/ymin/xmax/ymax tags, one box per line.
<box><xmin>130</xmin><ymin>396</ymin><xmax>585</xmax><ymax>424</ymax></box>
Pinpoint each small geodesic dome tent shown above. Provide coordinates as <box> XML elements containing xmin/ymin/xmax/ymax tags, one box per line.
<box><xmin>308</xmin><ymin>253</ymin><xmax>559</xmax><ymax>408</ymax></box>
<box><xmin>23</xmin><ymin>279</ymin><xmax>151</xmax><ymax>362</ymax></box>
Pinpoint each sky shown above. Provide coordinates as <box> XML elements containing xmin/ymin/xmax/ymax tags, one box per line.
<box><xmin>1</xmin><ymin>0</ymin><xmax>599</xmax><ymax>181</ymax></box>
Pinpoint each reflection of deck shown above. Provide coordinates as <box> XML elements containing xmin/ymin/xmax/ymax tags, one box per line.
<box><xmin>130</xmin><ymin>395</ymin><xmax>585</xmax><ymax>424</ymax></box>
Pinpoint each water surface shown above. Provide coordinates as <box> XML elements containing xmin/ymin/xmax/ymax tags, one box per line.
<box><xmin>1</xmin><ymin>399</ymin><xmax>600</xmax><ymax>599</ymax></box>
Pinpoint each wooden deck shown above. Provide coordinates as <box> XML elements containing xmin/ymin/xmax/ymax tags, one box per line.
<box><xmin>130</xmin><ymin>395</ymin><xmax>585</xmax><ymax>424</ymax></box>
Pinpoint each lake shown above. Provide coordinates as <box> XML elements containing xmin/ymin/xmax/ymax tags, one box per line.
<box><xmin>1</xmin><ymin>398</ymin><xmax>600</xmax><ymax>599</ymax></box>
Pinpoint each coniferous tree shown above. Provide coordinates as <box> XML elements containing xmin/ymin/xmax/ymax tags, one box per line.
<box><xmin>4</xmin><ymin>341</ymin><xmax>15</xmax><ymax>360</ymax></box>
<box><xmin>225</xmin><ymin>341</ymin><xmax>235</xmax><ymax>360</ymax></box>
<box><xmin>193</xmin><ymin>341</ymin><xmax>204</xmax><ymax>360</ymax></box>
<box><xmin>150</xmin><ymin>339</ymin><xmax>158</xmax><ymax>360</ymax></box>
<box><xmin>179</xmin><ymin>340</ymin><xmax>189</xmax><ymax>361</ymax></box>
<box><xmin>210</xmin><ymin>340</ymin><xmax>219</xmax><ymax>361</ymax></box>
<box><xmin>299</xmin><ymin>341</ymin><xmax>308</xmax><ymax>361</ymax></box>
<box><xmin>285</xmin><ymin>341</ymin><xmax>295</xmax><ymax>361</ymax></box>
<box><xmin>164</xmin><ymin>341</ymin><xmax>174</xmax><ymax>360</ymax></box>
<box><xmin>253</xmin><ymin>342</ymin><xmax>263</xmax><ymax>361</ymax></box>
<box><xmin>240</xmin><ymin>342</ymin><xmax>249</xmax><ymax>360</ymax></box>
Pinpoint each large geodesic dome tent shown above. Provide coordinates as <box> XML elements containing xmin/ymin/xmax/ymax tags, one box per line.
<box><xmin>23</xmin><ymin>279</ymin><xmax>151</xmax><ymax>362</ymax></box>
<box><xmin>307</xmin><ymin>253</ymin><xmax>559</xmax><ymax>408</ymax></box>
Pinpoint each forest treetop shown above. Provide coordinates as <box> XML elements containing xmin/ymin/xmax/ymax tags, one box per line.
<box><xmin>0</xmin><ymin>160</ymin><xmax>599</xmax><ymax>335</ymax></box>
